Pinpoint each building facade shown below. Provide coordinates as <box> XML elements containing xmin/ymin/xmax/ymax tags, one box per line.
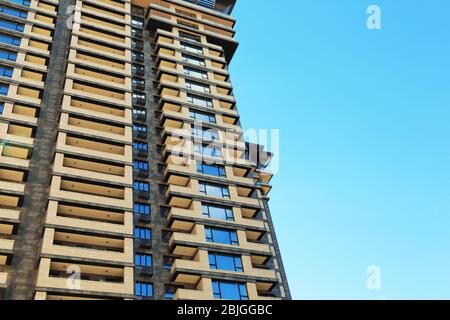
<box><xmin>0</xmin><ymin>0</ymin><xmax>290</xmax><ymax>300</ymax></box>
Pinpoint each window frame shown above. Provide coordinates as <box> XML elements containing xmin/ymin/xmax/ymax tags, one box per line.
<box><xmin>205</xmin><ymin>227</ymin><xmax>239</xmax><ymax>246</ymax></box>
<box><xmin>202</xmin><ymin>203</ymin><xmax>234</xmax><ymax>221</ymax></box>
<box><xmin>135</xmin><ymin>282</ymin><xmax>153</xmax><ymax>297</ymax></box>
<box><xmin>209</xmin><ymin>252</ymin><xmax>243</xmax><ymax>272</ymax></box>
<box><xmin>212</xmin><ymin>280</ymin><xmax>248</xmax><ymax>300</ymax></box>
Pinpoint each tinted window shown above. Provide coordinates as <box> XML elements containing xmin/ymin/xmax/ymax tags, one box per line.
<box><xmin>0</xmin><ymin>84</ymin><xmax>9</xmax><ymax>95</ymax></box>
<box><xmin>135</xmin><ymin>282</ymin><xmax>153</xmax><ymax>297</ymax></box>
<box><xmin>202</xmin><ymin>203</ymin><xmax>234</xmax><ymax>221</ymax></box>
<box><xmin>0</xmin><ymin>49</ymin><xmax>17</xmax><ymax>61</ymax></box>
<box><xmin>197</xmin><ymin>164</ymin><xmax>226</xmax><ymax>177</ymax></box>
<box><xmin>135</xmin><ymin>254</ymin><xmax>152</xmax><ymax>267</ymax></box>
<box><xmin>212</xmin><ymin>281</ymin><xmax>248</xmax><ymax>300</ymax></box>
<box><xmin>205</xmin><ymin>227</ymin><xmax>238</xmax><ymax>245</ymax></box>
<box><xmin>134</xmin><ymin>227</ymin><xmax>151</xmax><ymax>240</ymax></box>
<box><xmin>134</xmin><ymin>203</ymin><xmax>150</xmax><ymax>215</ymax></box>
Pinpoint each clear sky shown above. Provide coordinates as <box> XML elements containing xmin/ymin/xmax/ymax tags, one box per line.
<box><xmin>229</xmin><ymin>0</ymin><xmax>450</xmax><ymax>299</ymax></box>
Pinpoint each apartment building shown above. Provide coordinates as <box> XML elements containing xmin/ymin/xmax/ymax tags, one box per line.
<box><xmin>0</xmin><ymin>0</ymin><xmax>290</xmax><ymax>300</ymax></box>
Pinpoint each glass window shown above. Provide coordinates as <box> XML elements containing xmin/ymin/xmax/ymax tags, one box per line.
<box><xmin>133</xmin><ymin>107</ymin><xmax>146</xmax><ymax>116</ymax></box>
<box><xmin>209</xmin><ymin>253</ymin><xmax>243</xmax><ymax>272</ymax></box>
<box><xmin>163</xmin><ymin>256</ymin><xmax>173</xmax><ymax>269</ymax></box>
<box><xmin>197</xmin><ymin>164</ymin><xmax>226</xmax><ymax>178</ymax></box>
<box><xmin>132</xmin><ymin>64</ymin><xmax>145</xmax><ymax>74</ymax></box>
<box><xmin>134</xmin><ymin>181</ymin><xmax>150</xmax><ymax>192</ymax></box>
<box><xmin>131</xmin><ymin>17</ymin><xmax>144</xmax><ymax>27</ymax></box>
<box><xmin>199</xmin><ymin>182</ymin><xmax>229</xmax><ymax>198</ymax></box>
<box><xmin>205</xmin><ymin>227</ymin><xmax>238</xmax><ymax>246</ymax></box>
<box><xmin>165</xmin><ymin>292</ymin><xmax>174</xmax><ymax>299</ymax></box>
<box><xmin>133</xmin><ymin>160</ymin><xmax>149</xmax><ymax>170</ymax></box>
<box><xmin>132</xmin><ymin>77</ymin><xmax>144</xmax><ymax>86</ymax></box>
<box><xmin>179</xmin><ymin>31</ymin><xmax>201</xmax><ymax>42</ymax></box>
<box><xmin>187</xmin><ymin>93</ymin><xmax>213</xmax><ymax>108</ymax></box>
<box><xmin>7</xmin><ymin>0</ymin><xmax>31</xmax><ymax>6</ymax></box>
<box><xmin>0</xmin><ymin>101</ymin><xmax>4</xmax><ymax>114</ymax></box>
<box><xmin>186</xmin><ymin>79</ymin><xmax>210</xmax><ymax>93</ymax></box>
<box><xmin>134</xmin><ymin>227</ymin><xmax>151</xmax><ymax>240</ymax></box>
<box><xmin>132</xmin><ymin>91</ymin><xmax>145</xmax><ymax>100</ymax></box>
<box><xmin>189</xmin><ymin>110</ymin><xmax>216</xmax><ymax>123</ymax></box>
<box><xmin>194</xmin><ymin>144</ymin><xmax>222</xmax><ymax>158</ymax></box>
<box><xmin>0</xmin><ymin>84</ymin><xmax>9</xmax><ymax>95</ymax></box>
<box><xmin>0</xmin><ymin>66</ymin><xmax>13</xmax><ymax>78</ymax></box>
<box><xmin>0</xmin><ymin>49</ymin><xmax>16</xmax><ymax>61</ymax></box>
<box><xmin>133</xmin><ymin>124</ymin><xmax>147</xmax><ymax>132</ymax></box>
<box><xmin>133</xmin><ymin>142</ymin><xmax>148</xmax><ymax>151</ymax></box>
<box><xmin>202</xmin><ymin>203</ymin><xmax>234</xmax><ymax>221</ymax></box>
<box><xmin>192</xmin><ymin>126</ymin><xmax>219</xmax><ymax>141</ymax></box>
<box><xmin>134</xmin><ymin>203</ymin><xmax>150</xmax><ymax>215</ymax></box>
<box><xmin>0</xmin><ymin>19</ymin><xmax>25</xmax><ymax>32</ymax></box>
<box><xmin>212</xmin><ymin>281</ymin><xmax>248</xmax><ymax>300</ymax></box>
<box><xmin>180</xmin><ymin>42</ymin><xmax>203</xmax><ymax>54</ymax></box>
<box><xmin>135</xmin><ymin>254</ymin><xmax>152</xmax><ymax>267</ymax></box>
<box><xmin>0</xmin><ymin>5</ymin><xmax>28</xmax><ymax>18</ymax></box>
<box><xmin>182</xmin><ymin>53</ymin><xmax>205</xmax><ymax>66</ymax></box>
<box><xmin>0</xmin><ymin>33</ymin><xmax>20</xmax><ymax>46</ymax></box>
<box><xmin>135</xmin><ymin>282</ymin><xmax>153</xmax><ymax>297</ymax></box>
<box><xmin>184</xmin><ymin>66</ymin><xmax>208</xmax><ymax>80</ymax></box>
<box><xmin>131</xmin><ymin>28</ymin><xmax>143</xmax><ymax>38</ymax></box>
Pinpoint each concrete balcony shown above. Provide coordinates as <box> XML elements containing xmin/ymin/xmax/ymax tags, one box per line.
<box><xmin>12</xmin><ymin>68</ymin><xmax>46</xmax><ymax>88</ymax></box>
<box><xmin>79</xmin><ymin>15</ymin><xmax>130</xmax><ymax>39</ymax></box>
<box><xmin>168</xmin><ymin>202</ymin><xmax>265</xmax><ymax>231</ymax></box>
<box><xmin>45</xmin><ymin>201</ymin><xmax>133</xmax><ymax>237</ymax></box>
<box><xmin>31</xmin><ymin>1</ymin><xmax>58</xmax><ymax>16</ymax></box>
<box><xmin>71</xmin><ymin>35</ymin><xmax>132</xmax><ymax>62</ymax></box>
<box><xmin>0</xmin><ymin>239</ymin><xmax>14</xmax><ymax>253</ymax></box>
<box><xmin>0</xmin><ymin>272</ymin><xmax>7</xmax><ymax>288</ymax></box>
<box><xmin>40</xmin><ymin>228</ymin><xmax>133</xmax><ymax>265</ymax></box>
<box><xmin>173</xmin><ymin>278</ymin><xmax>213</xmax><ymax>300</ymax></box>
<box><xmin>0</xmin><ymin>123</ymin><xmax>34</xmax><ymax>147</ymax></box>
<box><xmin>56</xmin><ymin>132</ymin><xmax>133</xmax><ymax>164</ymax></box>
<box><xmin>79</xmin><ymin>1</ymin><xmax>131</xmax><ymax>25</ymax></box>
<box><xmin>6</xmin><ymin>84</ymin><xmax>42</xmax><ymax>105</ymax></box>
<box><xmin>53</xmin><ymin>153</ymin><xmax>133</xmax><ymax>186</ymax></box>
<box><xmin>0</xmin><ymin>101</ymin><xmax>38</xmax><ymax>125</ymax></box>
<box><xmin>74</xmin><ymin>23</ymin><xmax>131</xmax><ymax>50</ymax></box>
<box><xmin>169</xmin><ymin>225</ymin><xmax>271</xmax><ymax>256</ymax></box>
<box><xmin>0</xmin><ymin>180</ymin><xmax>25</xmax><ymax>194</ymax></box>
<box><xmin>166</xmin><ymin>180</ymin><xmax>260</xmax><ymax>208</ymax></box>
<box><xmin>0</xmin><ymin>208</ymin><xmax>20</xmax><ymax>224</ymax></box>
<box><xmin>67</xmin><ymin>63</ymin><xmax>132</xmax><ymax>92</ymax></box>
<box><xmin>61</xmin><ymin>96</ymin><xmax>132</xmax><ymax>126</ymax></box>
<box><xmin>68</xmin><ymin>49</ymin><xmax>132</xmax><ymax>77</ymax></box>
<box><xmin>36</xmin><ymin>258</ymin><xmax>134</xmax><ymax>297</ymax></box>
<box><xmin>59</xmin><ymin>113</ymin><xmax>132</xmax><ymax>145</ymax></box>
<box><xmin>171</xmin><ymin>250</ymin><xmax>277</xmax><ymax>284</ymax></box>
<box><xmin>23</xmin><ymin>25</ymin><xmax>53</xmax><ymax>43</ymax></box>
<box><xmin>174</xmin><ymin>287</ymin><xmax>213</xmax><ymax>300</ymax></box>
<box><xmin>49</xmin><ymin>175</ymin><xmax>133</xmax><ymax>210</ymax></box>
<box><xmin>19</xmin><ymin>38</ymin><xmax>50</xmax><ymax>56</ymax></box>
<box><xmin>27</xmin><ymin>11</ymin><xmax>56</xmax><ymax>29</ymax></box>
<box><xmin>0</xmin><ymin>144</ymin><xmax>30</xmax><ymax>168</ymax></box>
<box><xmin>64</xmin><ymin>79</ymin><xmax>132</xmax><ymax>108</ymax></box>
<box><xmin>91</xmin><ymin>0</ymin><xmax>130</xmax><ymax>15</ymax></box>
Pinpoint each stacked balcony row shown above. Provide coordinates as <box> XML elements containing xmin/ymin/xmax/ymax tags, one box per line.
<box><xmin>148</xmin><ymin>3</ymin><xmax>281</xmax><ymax>299</ymax></box>
<box><xmin>0</xmin><ymin>0</ymin><xmax>58</xmax><ymax>297</ymax></box>
<box><xmin>34</xmin><ymin>0</ymin><xmax>136</xmax><ymax>300</ymax></box>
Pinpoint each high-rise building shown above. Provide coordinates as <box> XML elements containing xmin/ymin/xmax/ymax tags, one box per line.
<box><xmin>0</xmin><ymin>0</ymin><xmax>290</xmax><ymax>300</ymax></box>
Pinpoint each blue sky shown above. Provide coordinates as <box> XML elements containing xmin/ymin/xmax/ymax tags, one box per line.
<box><xmin>229</xmin><ymin>0</ymin><xmax>450</xmax><ymax>299</ymax></box>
